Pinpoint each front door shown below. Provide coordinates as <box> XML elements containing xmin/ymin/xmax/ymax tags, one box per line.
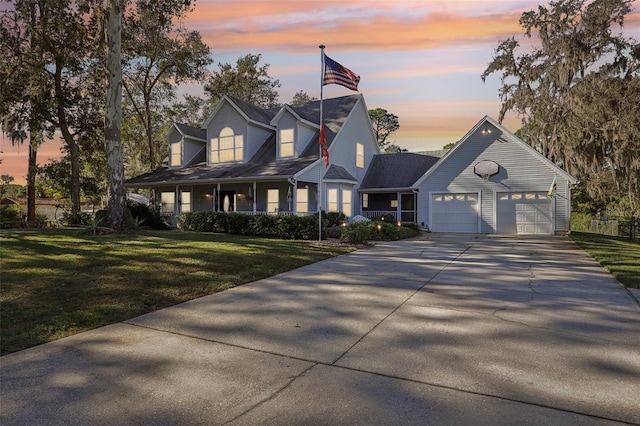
<box><xmin>220</xmin><ymin>190</ymin><xmax>236</xmax><ymax>212</ymax></box>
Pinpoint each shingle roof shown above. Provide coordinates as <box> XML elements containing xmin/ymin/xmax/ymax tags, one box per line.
<box><xmin>126</xmin><ymin>95</ymin><xmax>359</xmax><ymax>187</ymax></box>
<box><xmin>360</xmin><ymin>152</ymin><xmax>442</xmax><ymax>190</ymax></box>
<box><xmin>126</xmin><ymin>132</ymin><xmax>319</xmax><ymax>187</ymax></box>
<box><xmin>324</xmin><ymin>164</ymin><xmax>356</xmax><ymax>181</ymax></box>
<box><xmin>175</xmin><ymin>123</ymin><xmax>206</xmax><ymax>140</ymax></box>
<box><xmin>289</xmin><ymin>94</ymin><xmax>360</xmax><ymax>132</ymax></box>
<box><xmin>226</xmin><ymin>96</ymin><xmax>278</xmax><ymax>125</ymax></box>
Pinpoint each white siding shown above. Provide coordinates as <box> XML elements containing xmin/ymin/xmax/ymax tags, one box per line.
<box><xmin>204</xmin><ymin>101</ymin><xmax>274</xmax><ymax>163</ymax></box>
<box><xmin>417</xmin><ymin>121</ymin><xmax>572</xmax><ymax>233</ymax></box>
<box><xmin>183</xmin><ymin>138</ymin><xmax>204</xmax><ymax>165</ymax></box>
<box><xmin>246</xmin><ymin>124</ymin><xmax>273</xmax><ymax>160</ymax></box>
<box><xmin>323</xmin><ymin>98</ymin><xmax>378</xmax><ymax>214</ymax></box>
<box><xmin>297</xmin><ymin>122</ymin><xmax>318</xmax><ymax>154</ymax></box>
<box><xmin>295</xmin><ymin>97</ymin><xmax>378</xmax><ymax>214</ymax></box>
<box><xmin>206</xmin><ymin>102</ymin><xmax>247</xmax><ymax>164</ymax></box>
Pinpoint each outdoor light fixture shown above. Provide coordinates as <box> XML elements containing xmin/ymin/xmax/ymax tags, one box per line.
<box><xmin>481</xmin><ymin>128</ymin><xmax>493</xmax><ymax>135</ymax></box>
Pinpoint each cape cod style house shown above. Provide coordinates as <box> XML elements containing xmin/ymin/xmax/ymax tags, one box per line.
<box><xmin>126</xmin><ymin>94</ymin><xmax>380</xmax><ymax>222</ymax></box>
<box><xmin>126</xmin><ymin>95</ymin><xmax>576</xmax><ymax>235</ymax></box>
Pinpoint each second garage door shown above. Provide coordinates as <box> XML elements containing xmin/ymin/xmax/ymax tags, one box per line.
<box><xmin>496</xmin><ymin>192</ymin><xmax>552</xmax><ymax>234</ymax></box>
<box><xmin>431</xmin><ymin>193</ymin><xmax>479</xmax><ymax>233</ymax></box>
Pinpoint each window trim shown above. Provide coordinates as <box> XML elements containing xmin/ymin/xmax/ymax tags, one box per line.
<box><xmin>296</xmin><ymin>187</ymin><xmax>308</xmax><ymax>215</ymax></box>
<box><xmin>356</xmin><ymin>143</ymin><xmax>364</xmax><ymax>168</ymax></box>
<box><xmin>279</xmin><ymin>128</ymin><xmax>295</xmax><ymax>158</ymax></box>
<box><xmin>267</xmin><ymin>188</ymin><xmax>279</xmax><ymax>213</ymax></box>
<box><xmin>210</xmin><ymin>126</ymin><xmax>244</xmax><ymax>164</ymax></box>
<box><xmin>170</xmin><ymin>141</ymin><xmax>182</xmax><ymax>167</ymax></box>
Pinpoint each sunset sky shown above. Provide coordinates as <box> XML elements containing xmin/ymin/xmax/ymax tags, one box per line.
<box><xmin>2</xmin><ymin>0</ymin><xmax>639</xmax><ymax>184</ymax></box>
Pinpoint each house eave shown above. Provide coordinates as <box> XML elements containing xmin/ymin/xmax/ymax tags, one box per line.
<box><xmin>126</xmin><ymin>174</ymin><xmax>298</xmax><ymax>188</ymax></box>
<box><xmin>358</xmin><ymin>187</ymin><xmax>412</xmax><ymax>193</ymax></box>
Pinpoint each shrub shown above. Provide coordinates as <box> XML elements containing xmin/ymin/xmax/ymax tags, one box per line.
<box><xmin>571</xmin><ymin>212</ymin><xmax>593</xmax><ymax>232</ymax></box>
<box><xmin>126</xmin><ymin>200</ymin><xmax>168</xmax><ymax>230</ymax></box>
<box><xmin>1</xmin><ymin>203</ymin><xmax>24</xmax><ymax>222</ymax></box>
<box><xmin>340</xmin><ymin>222</ymin><xmax>372</xmax><ymax>244</ymax></box>
<box><xmin>61</xmin><ymin>208</ymin><xmax>93</xmax><ymax>226</ymax></box>
<box><xmin>325</xmin><ymin>225</ymin><xmax>342</xmax><ymax>239</ymax></box>
<box><xmin>323</xmin><ymin>211</ymin><xmax>347</xmax><ymax>227</ymax></box>
<box><xmin>370</xmin><ymin>213</ymin><xmax>396</xmax><ymax>222</ymax></box>
<box><xmin>177</xmin><ymin>211</ymin><xmax>419</xmax><ymax>242</ymax></box>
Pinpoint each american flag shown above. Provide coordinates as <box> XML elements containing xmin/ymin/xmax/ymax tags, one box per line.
<box><xmin>323</xmin><ymin>54</ymin><xmax>360</xmax><ymax>91</ymax></box>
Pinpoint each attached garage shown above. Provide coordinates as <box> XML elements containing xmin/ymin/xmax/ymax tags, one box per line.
<box><xmin>496</xmin><ymin>192</ymin><xmax>552</xmax><ymax>234</ymax></box>
<box><xmin>413</xmin><ymin>117</ymin><xmax>576</xmax><ymax>234</ymax></box>
<box><xmin>431</xmin><ymin>193</ymin><xmax>479</xmax><ymax>233</ymax></box>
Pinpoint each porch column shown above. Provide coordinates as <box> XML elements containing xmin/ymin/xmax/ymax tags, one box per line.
<box><xmin>212</xmin><ymin>185</ymin><xmax>215</xmax><ymax>211</ymax></box>
<box><xmin>252</xmin><ymin>181</ymin><xmax>256</xmax><ymax>215</ymax></box>
<box><xmin>292</xmin><ymin>182</ymin><xmax>297</xmax><ymax>215</ymax></box>
<box><xmin>397</xmin><ymin>191</ymin><xmax>401</xmax><ymax>222</ymax></box>
<box><xmin>175</xmin><ymin>185</ymin><xmax>180</xmax><ymax>216</ymax></box>
<box><xmin>216</xmin><ymin>183</ymin><xmax>221</xmax><ymax>212</ymax></box>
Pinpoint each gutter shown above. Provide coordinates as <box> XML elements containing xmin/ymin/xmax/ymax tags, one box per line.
<box><xmin>125</xmin><ymin>175</ymin><xmax>296</xmax><ymax>188</ymax></box>
<box><xmin>358</xmin><ymin>187</ymin><xmax>412</xmax><ymax>193</ymax></box>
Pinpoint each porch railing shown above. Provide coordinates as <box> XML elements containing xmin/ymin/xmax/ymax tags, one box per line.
<box><xmin>361</xmin><ymin>210</ymin><xmax>397</xmax><ymax>220</ymax></box>
<box><xmin>236</xmin><ymin>210</ymin><xmax>295</xmax><ymax>216</ymax></box>
<box><xmin>361</xmin><ymin>210</ymin><xmax>416</xmax><ymax>223</ymax></box>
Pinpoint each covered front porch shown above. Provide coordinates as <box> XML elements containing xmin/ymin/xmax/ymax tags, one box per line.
<box><xmin>360</xmin><ymin>190</ymin><xmax>417</xmax><ymax>223</ymax></box>
<box><xmin>144</xmin><ymin>180</ymin><xmax>320</xmax><ymax>225</ymax></box>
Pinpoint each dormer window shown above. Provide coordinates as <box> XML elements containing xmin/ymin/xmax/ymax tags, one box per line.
<box><xmin>211</xmin><ymin>126</ymin><xmax>244</xmax><ymax>163</ymax></box>
<box><xmin>170</xmin><ymin>141</ymin><xmax>182</xmax><ymax>167</ymax></box>
<box><xmin>279</xmin><ymin>128</ymin><xmax>294</xmax><ymax>158</ymax></box>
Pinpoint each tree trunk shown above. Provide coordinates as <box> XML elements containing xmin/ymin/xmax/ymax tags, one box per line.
<box><xmin>104</xmin><ymin>0</ymin><xmax>125</xmax><ymax>230</ymax></box>
<box><xmin>145</xmin><ymin>94</ymin><xmax>155</xmax><ymax>170</ymax></box>
<box><xmin>26</xmin><ymin>135</ymin><xmax>39</xmax><ymax>222</ymax></box>
<box><xmin>54</xmin><ymin>65</ymin><xmax>82</xmax><ymax>212</ymax></box>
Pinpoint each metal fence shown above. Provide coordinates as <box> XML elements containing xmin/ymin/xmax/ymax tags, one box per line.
<box><xmin>589</xmin><ymin>218</ymin><xmax>638</xmax><ymax>240</ymax></box>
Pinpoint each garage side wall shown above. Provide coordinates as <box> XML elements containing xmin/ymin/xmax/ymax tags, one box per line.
<box><xmin>416</xmin><ymin>122</ymin><xmax>572</xmax><ymax>233</ymax></box>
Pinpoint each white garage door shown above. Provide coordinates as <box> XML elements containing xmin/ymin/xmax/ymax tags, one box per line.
<box><xmin>431</xmin><ymin>193</ymin><xmax>479</xmax><ymax>233</ymax></box>
<box><xmin>496</xmin><ymin>192</ymin><xmax>552</xmax><ymax>234</ymax></box>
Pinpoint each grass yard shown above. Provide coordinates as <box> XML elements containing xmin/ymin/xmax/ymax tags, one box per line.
<box><xmin>570</xmin><ymin>231</ymin><xmax>640</xmax><ymax>289</ymax></box>
<box><xmin>0</xmin><ymin>228</ymin><xmax>356</xmax><ymax>355</ymax></box>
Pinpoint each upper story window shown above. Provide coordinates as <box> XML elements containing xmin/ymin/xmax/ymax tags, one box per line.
<box><xmin>211</xmin><ymin>127</ymin><xmax>244</xmax><ymax>163</ymax></box>
<box><xmin>356</xmin><ymin>143</ymin><xmax>364</xmax><ymax>168</ymax></box>
<box><xmin>279</xmin><ymin>128</ymin><xmax>295</xmax><ymax>158</ymax></box>
<box><xmin>170</xmin><ymin>141</ymin><xmax>182</xmax><ymax>167</ymax></box>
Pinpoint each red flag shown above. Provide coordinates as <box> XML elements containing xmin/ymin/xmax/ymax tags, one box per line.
<box><xmin>319</xmin><ymin>123</ymin><xmax>329</xmax><ymax>167</ymax></box>
<box><xmin>323</xmin><ymin>54</ymin><xmax>360</xmax><ymax>91</ymax></box>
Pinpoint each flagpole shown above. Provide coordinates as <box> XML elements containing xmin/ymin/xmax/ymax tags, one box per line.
<box><xmin>319</xmin><ymin>44</ymin><xmax>325</xmax><ymax>241</ymax></box>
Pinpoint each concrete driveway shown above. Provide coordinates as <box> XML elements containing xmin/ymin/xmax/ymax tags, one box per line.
<box><xmin>2</xmin><ymin>234</ymin><xmax>639</xmax><ymax>425</ymax></box>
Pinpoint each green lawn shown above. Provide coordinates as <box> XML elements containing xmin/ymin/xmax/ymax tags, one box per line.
<box><xmin>0</xmin><ymin>228</ymin><xmax>355</xmax><ymax>355</ymax></box>
<box><xmin>569</xmin><ymin>231</ymin><xmax>640</xmax><ymax>289</ymax></box>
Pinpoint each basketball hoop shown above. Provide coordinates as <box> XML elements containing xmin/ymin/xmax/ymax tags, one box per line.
<box><xmin>474</xmin><ymin>160</ymin><xmax>500</xmax><ymax>181</ymax></box>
